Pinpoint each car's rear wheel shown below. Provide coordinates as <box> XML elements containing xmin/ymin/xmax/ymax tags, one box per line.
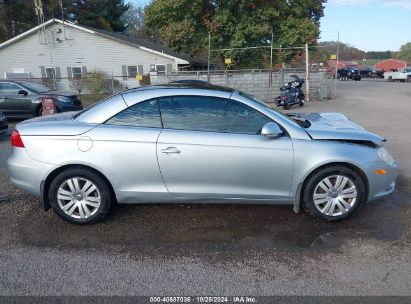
<box><xmin>302</xmin><ymin>165</ymin><xmax>366</xmax><ymax>221</ymax></box>
<box><xmin>49</xmin><ymin>167</ymin><xmax>113</xmax><ymax>224</ymax></box>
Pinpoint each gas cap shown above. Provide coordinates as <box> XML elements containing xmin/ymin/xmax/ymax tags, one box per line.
<box><xmin>77</xmin><ymin>136</ymin><xmax>93</xmax><ymax>152</ymax></box>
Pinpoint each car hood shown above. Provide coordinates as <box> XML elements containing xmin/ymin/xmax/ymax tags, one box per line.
<box><xmin>288</xmin><ymin>112</ymin><xmax>385</xmax><ymax>143</ymax></box>
<box><xmin>17</xmin><ymin>112</ymin><xmax>95</xmax><ymax>136</ymax></box>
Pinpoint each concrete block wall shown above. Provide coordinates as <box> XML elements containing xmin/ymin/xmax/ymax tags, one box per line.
<box><xmin>150</xmin><ymin>71</ymin><xmax>334</xmax><ymax>102</ymax></box>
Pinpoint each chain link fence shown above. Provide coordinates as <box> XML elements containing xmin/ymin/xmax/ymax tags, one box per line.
<box><xmin>5</xmin><ymin>67</ymin><xmax>335</xmax><ymax>103</ymax></box>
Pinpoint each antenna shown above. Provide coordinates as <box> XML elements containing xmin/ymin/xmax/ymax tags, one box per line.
<box><xmin>34</xmin><ymin>0</ymin><xmax>46</xmax><ymax>44</ymax></box>
<box><xmin>59</xmin><ymin>0</ymin><xmax>68</xmax><ymax>41</ymax></box>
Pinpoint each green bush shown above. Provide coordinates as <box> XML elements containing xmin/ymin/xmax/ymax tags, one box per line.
<box><xmin>85</xmin><ymin>69</ymin><xmax>106</xmax><ymax>94</ymax></box>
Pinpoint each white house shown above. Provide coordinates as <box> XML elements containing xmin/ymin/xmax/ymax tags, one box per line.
<box><xmin>0</xmin><ymin>19</ymin><xmax>207</xmax><ymax>92</ymax></box>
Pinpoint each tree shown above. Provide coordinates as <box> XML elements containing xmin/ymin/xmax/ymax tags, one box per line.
<box><xmin>145</xmin><ymin>0</ymin><xmax>326</xmax><ymax>68</ymax></box>
<box><xmin>398</xmin><ymin>42</ymin><xmax>411</xmax><ymax>62</ymax></box>
<box><xmin>67</xmin><ymin>0</ymin><xmax>130</xmax><ymax>32</ymax></box>
<box><xmin>121</xmin><ymin>3</ymin><xmax>145</xmax><ymax>37</ymax></box>
<box><xmin>0</xmin><ymin>0</ymin><xmax>130</xmax><ymax>43</ymax></box>
<box><xmin>0</xmin><ymin>0</ymin><xmax>68</xmax><ymax>43</ymax></box>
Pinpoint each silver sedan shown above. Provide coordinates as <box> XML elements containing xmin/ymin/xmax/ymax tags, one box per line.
<box><xmin>7</xmin><ymin>84</ymin><xmax>397</xmax><ymax>224</ymax></box>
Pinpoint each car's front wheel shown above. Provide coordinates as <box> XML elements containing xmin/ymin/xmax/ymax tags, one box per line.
<box><xmin>49</xmin><ymin>167</ymin><xmax>113</xmax><ymax>224</ymax></box>
<box><xmin>302</xmin><ymin>165</ymin><xmax>366</xmax><ymax>221</ymax></box>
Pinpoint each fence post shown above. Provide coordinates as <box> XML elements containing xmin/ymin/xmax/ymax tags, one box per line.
<box><xmin>269</xmin><ymin>31</ymin><xmax>273</xmax><ymax>86</ymax></box>
<box><xmin>111</xmin><ymin>71</ymin><xmax>114</xmax><ymax>94</ymax></box>
<box><xmin>305</xmin><ymin>42</ymin><xmax>310</xmax><ymax>102</ymax></box>
<box><xmin>207</xmin><ymin>32</ymin><xmax>211</xmax><ymax>82</ymax></box>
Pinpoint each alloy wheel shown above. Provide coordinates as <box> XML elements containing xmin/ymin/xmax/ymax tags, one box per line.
<box><xmin>57</xmin><ymin>177</ymin><xmax>101</xmax><ymax>219</ymax></box>
<box><xmin>313</xmin><ymin>175</ymin><xmax>357</xmax><ymax>217</ymax></box>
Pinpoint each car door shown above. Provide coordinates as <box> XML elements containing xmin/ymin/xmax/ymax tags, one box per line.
<box><xmin>156</xmin><ymin>95</ymin><xmax>294</xmax><ymax>201</ymax></box>
<box><xmin>1</xmin><ymin>82</ymin><xmax>32</xmax><ymax>115</ymax></box>
<box><xmin>87</xmin><ymin>98</ymin><xmax>170</xmax><ymax>204</ymax></box>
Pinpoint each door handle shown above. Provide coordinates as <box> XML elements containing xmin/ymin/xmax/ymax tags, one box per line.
<box><xmin>161</xmin><ymin>147</ymin><xmax>181</xmax><ymax>154</ymax></box>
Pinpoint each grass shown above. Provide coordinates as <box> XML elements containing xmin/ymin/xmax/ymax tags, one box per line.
<box><xmin>80</xmin><ymin>94</ymin><xmax>111</xmax><ymax>107</ymax></box>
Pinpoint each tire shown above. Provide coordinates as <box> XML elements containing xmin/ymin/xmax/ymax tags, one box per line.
<box><xmin>299</xmin><ymin>99</ymin><xmax>304</xmax><ymax>107</ymax></box>
<box><xmin>49</xmin><ymin>167</ymin><xmax>113</xmax><ymax>225</ymax></box>
<box><xmin>301</xmin><ymin>165</ymin><xmax>366</xmax><ymax>221</ymax></box>
<box><xmin>387</xmin><ymin>76</ymin><xmax>393</xmax><ymax>82</ymax></box>
<box><xmin>37</xmin><ymin>106</ymin><xmax>43</xmax><ymax>117</ymax></box>
<box><xmin>283</xmin><ymin>103</ymin><xmax>290</xmax><ymax>110</ymax></box>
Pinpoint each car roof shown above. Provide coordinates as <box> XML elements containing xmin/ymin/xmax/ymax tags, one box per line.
<box><xmin>123</xmin><ymin>82</ymin><xmax>236</xmax><ymax>95</ymax></box>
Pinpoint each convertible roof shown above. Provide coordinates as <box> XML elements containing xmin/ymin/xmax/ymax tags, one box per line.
<box><xmin>123</xmin><ymin>82</ymin><xmax>235</xmax><ymax>94</ymax></box>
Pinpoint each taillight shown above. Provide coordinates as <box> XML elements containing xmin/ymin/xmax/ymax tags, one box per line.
<box><xmin>11</xmin><ymin>130</ymin><xmax>25</xmax><ymax>148</ymax></box>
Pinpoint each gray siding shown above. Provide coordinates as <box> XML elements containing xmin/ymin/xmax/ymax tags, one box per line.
<box><xmin>0</xmin><ymin>23</ymin><xmax>177</xmax><ymax>91</ymax></box>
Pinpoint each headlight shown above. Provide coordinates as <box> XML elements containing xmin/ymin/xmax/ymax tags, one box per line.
<box><xmin>56</xmin><ymin>96</ymin><xmax>73</xmax><ymax>103</ymax></box>
<box><xmin>377</xmin><ymin>147</ymin><xmax>395</xmax><ymax>166</ymax></box>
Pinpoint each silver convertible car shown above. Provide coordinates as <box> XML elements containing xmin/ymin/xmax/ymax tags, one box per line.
<box><xmin>7</xmin><ymin>83</ymin><xmax>397</xmax><ymax>224</ymax></box>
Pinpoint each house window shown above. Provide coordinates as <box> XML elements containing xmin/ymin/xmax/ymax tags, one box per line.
<box><xmin>72</xmin><ymin>67</ymin><xmax>83</xmax><ymax>79</ymax></box>
<box><xmin>45</xmin><ymin>67</ymin><xmax>56</xmax><ymax>79</ymax></box>
<box><xmin>127</xmin><ymin>66</ymin><xmax>137</xmax><ymax>78</ymax></box>
<box><xmin>156</xmin><ymin>64</ymin><xmax>166</xmax><ymax>75</ymax></box>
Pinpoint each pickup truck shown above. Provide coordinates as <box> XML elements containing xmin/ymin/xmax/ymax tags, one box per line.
<box><xmin>384</xmin><ymin>68</ymin><xmax>411</xmax><ymax>82</ymax></box>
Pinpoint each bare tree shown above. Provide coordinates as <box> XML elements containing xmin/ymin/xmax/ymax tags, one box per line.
<box><xmin>121</xmin><ymin>4</ymin><xmax>144</xmax><ymax>37</ymax></box>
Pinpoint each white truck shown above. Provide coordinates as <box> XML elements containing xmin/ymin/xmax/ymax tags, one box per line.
<box><xmin>384</xmin><ymin>68</ymin><xmax>411</xmax><ymax>82</ymax></box>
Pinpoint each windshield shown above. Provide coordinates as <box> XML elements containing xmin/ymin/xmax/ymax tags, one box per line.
<box><xmin>20</xmin><ymin>81</ymin><xmax>52</xmax><ymax>93</ymax></box>
<box><xmin>405</xmin><ymin>68</ymin><xmax>411</xmax><ymax>73</ymax></box>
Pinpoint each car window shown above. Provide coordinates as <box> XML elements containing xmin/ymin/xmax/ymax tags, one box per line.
<box><xmin>2</xmin><ymin>83</ymin><xmax>22</xmax><ymax>94</ymax></box>
<box><xmin>105</xmin><ymin>99</ymin><xmax>162</xmax><ymax>128</ymax></box>
<box><xmin>159</xmin><ymin>96</ymin><xmax>272</xmax><ymax>135</ymax></box>
<box><xmin>19</xmin><ymin>81</ymin><xmax>51</xmax><ymax>93</ymax></box>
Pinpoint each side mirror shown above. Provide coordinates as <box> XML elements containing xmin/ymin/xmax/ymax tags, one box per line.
<box><xmin>18</xmin><ymin>89</ymin><xmax>28</xmax><ymax>96</ymax></box>
<box><xmin>261</xmin><ymin>122</ymin><xmax>283</xmax><ymax>138</ymax></box>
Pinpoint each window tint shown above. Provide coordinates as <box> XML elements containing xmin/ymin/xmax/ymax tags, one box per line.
<box><xmin>106</xmin><ymin>99</ymin><xmax>161</xmax><ymax>128</ymax></box>
<box><xmin>159</xmin><ymin>96</ymin><xmax>271</xmax><ymax>135</ymax></box>
<box><xmin>2</xmin><ymin>83</ymin><xmax>22</xmax><ymax>94</ymax></box>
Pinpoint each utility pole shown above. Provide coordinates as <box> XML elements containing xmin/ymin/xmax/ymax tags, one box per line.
<box><xmin>269</xmin><ymin>31</ymin><xmax>273</xmax><ymax>86</ymax></box>
<box><xmin>334</xmin><ymin>31</ymin><xmax>340</xmax><ymax>98</ymax></box>
<box><xmin>305</xmin><ymin>42</ymin><xmax>310</xmax><ymax>102</ymax></box>
<box><xmin>207</xmin><ymin>32</ymin><xmax>211</xmax><ymax>82</ymax></box>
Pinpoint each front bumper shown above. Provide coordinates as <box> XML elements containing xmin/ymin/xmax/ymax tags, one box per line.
<box><xmin>56</xmin><ymin>102</ymin><xmax>83</xmax><ymax>113</ymax></box>
<box><xmin>365</xmin><ymin>161</ymin><xmax>398</xmax><ymax>202</ymax></box>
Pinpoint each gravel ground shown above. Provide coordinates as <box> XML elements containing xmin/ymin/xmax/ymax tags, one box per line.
<box><xmin>0</xmin><ymin>80</ymin><xmax>410</xmax><ymax>296</ymax></box>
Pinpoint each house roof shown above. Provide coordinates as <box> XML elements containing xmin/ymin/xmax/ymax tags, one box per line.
<box><xmin>83</xmin><ymin>26</ymin><xmax>208</xmax><ymax>66</ymax></box>
<box><xmin>375</xmin><ymin>58</ymin><xmax>408</xmax><ymax>64</ymax></box>
<box><xmin>0</xmin><ymin>19</ymin><xmax>207</xmax><ymax>65</ymax></box>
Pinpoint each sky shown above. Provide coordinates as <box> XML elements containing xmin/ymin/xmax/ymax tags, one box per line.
<box><xmin>128</xmin><ymin>0</ymin><xmax>410</xmax><ymax>52</ymax></box>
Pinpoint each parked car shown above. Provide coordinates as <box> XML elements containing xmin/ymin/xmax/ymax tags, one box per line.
<box><xmin>359</xmin><ymin>68</ymin><xmax>384</xmax><ymax>79</ymax></box>
<box><xmin>337</xmin><ymin>68</ymin><xmax>361</xmax><ymax>81</ymax></box>
<box><xmin>7</xmin><ymin>84</ymin><xmax>397</xmax><ymax>225</ymax></box>
<box><xmin>384</xmin><ymin>68</ymin><xmax>411</xmax><ymax>82</ymax></box>
<box><xmin>0</xmin><ymin>80</ymin><xmax>83</xmax><ymax>119</ymax></box>
<box><xmin>0</xmin><ymin>112</ymin><xmax>7</xmax><ymax>134</ymax></box>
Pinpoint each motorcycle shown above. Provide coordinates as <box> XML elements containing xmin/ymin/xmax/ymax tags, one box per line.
<box><xmin>275</xmin><ymin>75</ymin><xmax>305</xmax><ymax>110</ymax></box>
